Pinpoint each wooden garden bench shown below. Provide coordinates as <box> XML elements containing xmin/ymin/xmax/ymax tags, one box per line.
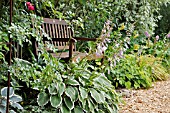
<box><xmin>32</xmin><ymin>18</ymin><xmax>103</xmax><ymax>62</ymax></box>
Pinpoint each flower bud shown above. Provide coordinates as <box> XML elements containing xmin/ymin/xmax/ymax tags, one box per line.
<box><xmin>155</xmin><ymin>35</ymin><xmax>159</xmax><ymax>41</ymax></box>
<box><xmin>28</xmin><ymin>5</ymin><xmax>35</xmax><ymax>11</ymax></box>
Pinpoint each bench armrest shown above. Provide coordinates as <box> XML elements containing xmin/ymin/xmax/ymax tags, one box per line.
<box><xmin>74</xmin><ymin>37</ymin><xmax>97</xmax><ymax>41</ymax></box>
<box><xmin>43</xmin><ymin>37</ymin><xmax>76</xmax><ymax>42</ymax></box>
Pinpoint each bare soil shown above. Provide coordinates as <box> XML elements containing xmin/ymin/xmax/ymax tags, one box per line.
<box><xmin>119</xmin><ymin>78</ymin><xmax>170</xmax><ymax>113</ymax></box>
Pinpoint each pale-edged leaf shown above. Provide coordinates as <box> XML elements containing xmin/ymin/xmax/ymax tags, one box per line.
<box><xmin>106</xmin><ymin>104</ymin><xmax>114</xmax><ymax>113</ymax></box>
<box><xmin>1</xmin><ymin>87</ymin><xmax>14</xmax><ymax>97</ymax></box>
<box><xmin>64</xmin><ymin>96</ymin><xmax>74</xmax><ymax>110</ymax></box>
<box><xmin>60</xmin><ymin>104</ymin><xmax>71</xmax><ymax>113</ymax></box>
<box><xmin>65</xmin><ymin>86</ymin><xmax>78</xmax><ymax>102</ymax></box>
<box><xmin>37</xmin><ymin>92</ymin><xmax>49</xmax><ymax>106</ymax></box>
<box><xmin>66</xmin><ymin>79</ymin><xmax>79</xmax><ymax>86</ymax></box>
<box><xmin>74</xmin><ymin>106</ymin><xmax>84</xmax><ymax>113</ymax></box>
<box><xmin>10</xmin><ymin>94</ymin><xmax>22</xmax><ymax>102</ymax></box>
<box><xmin>10</xmin><ymin>110</ymin><xmax>16</xmax><ymax>113</ymax></box>
<box><xmin>79</xmin><ymin>86</ymin><xmax>88</xmax><ymax>99</ymax></box>
<box><xmin>0</xmin><ymin>105</ymin><xmax>6</xmax><ymax>113</ymax></box>
<box><xmin>50</xmin><ymin>94</ymin><xmax>62</xmax><ymax>108</ymax></box>
<box><xmin>58</xmin><ymin>82</ymin><xmax>65</xmax><ymax>96</ymax></box>
<box><xmin>88</xmin><ymin>99</ymin><xmax>95</xmax><ymax>113</ymax></box>
<box><xmin>48</xmin><ymin>83</ymin><xmax>58</xmax><ymax>95</ymax></box>
<box><xmin>11</xmin><ymin>102</ymin><xmax>23</xmax><ymax>109</ymax></box>
<box><xmin>94</xmin><ymin>75</ymin><xmax>113</xmax><ymax>88</ymax></box>
<box><xmin>90</xmin><ymin>88</ymin><xmax>103</xmax><ymax>103</ymax></box>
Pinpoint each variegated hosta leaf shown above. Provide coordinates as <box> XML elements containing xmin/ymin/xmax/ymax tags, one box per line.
<box><xmin>58</xmin><ymin>82</ymin><xmax>65</xmax><ymax>96</ymax></box>
<box><xmin>65</xmin><ymin>79</ymin><xmax>79</xmax><ymax>86</ymax></box>
<box><xmin>79</xmin><ymin>86</ymin><xmax>88</xmax><ymax>100</ymax></box>
<box><xmin>60</xmin><ymin>104</ymin><xmax>71</xmax><ymax>113</ymax></box>
<box><xmin>64</xmin><ymin>96</ymin><xmax>74</xmax><ymax>110</ymax></box>
<box><xmin>37</xmin><ymin>92</ymin><xmax>49</xmax><ymax>106</ymax></box>
<box><xmin>87</xmin><ymin>99</ymin><xmax>95</xmax><ymax>113</ymax></box>
<box><xmin>74</xmin><ymin>106</ymin><xmax>84</xmax><ymax>113</ymax></box>
<box><xmin>11</xmin><ymin>102</ymin><xmax>23</xmax><ymax>109</ymax></box>
<box><xmin>0</xmin><ymin>105</ymin><xmax>6</xmax><ymax>113</ymax></box>
<box><xmin>1</xmin><ymin>87</ymin><xmax>14</xmax><ymax>97</ymax></box>
<box><xmin>105</xmin><ymin>104</ymin><xmax>116</xmax><ymax>113</ymax></box>
<box><xmin>10</xmin><ymin>94</ymin><xmax>22</xmax><ymax>102</ymax></box>
<box><xmin>48</xmin><ymin>83</ymin><xmax>58</xmax><ymax>95</ymax></box>
<box><xmin>90</xmin><ymin>88</ymin><xmax>104</xmax><ymax>103</ymax></box>
<box><xmin>94</xmin><ymin>75</ymin><xmax>113</xmax><ymax>88</ymax></box>
<box><xmin>50</xmin><ymin>94</ymin><xmax>62</xmax><ymax>108</ymax></box>
<box><xmin>65</xmin><ymin>86</ymin><xmax>78</xmax><ymax>102</ymax></box>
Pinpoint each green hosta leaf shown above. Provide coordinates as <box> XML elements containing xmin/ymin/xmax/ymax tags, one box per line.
<box><xmin>74</xmin><ymin>106</ymin><xmax>84</xmax><ymax>113</ymax></box>
<box><xmin>37</xmin><ymin>92</ymin><xmax>49</xmax><ymax>106</ymax></box>
<box><xmin>88</xmin><ymin>99</ymin><xmax>95</xmax><ymax>113</ymax></box>
<box><xmin>79</xmin><ymin>86</ymin><xmax>88</xmax><ymax>99</ymax></box>
<box><xmin>60</xmin><ymin>104</ymin><xmax>71</xmax><ymax>113</ymax></box>
<box><xmin>94</xmin><ymin>75</ymin><xmax>113</xmax><ymax>88</ymax></box>
<box><xmin>125</xmin><ymin>81</ymin><xmax>131</xmax><ymax>89</ymax></box>
<box><xmin>10</xmin><ymin>94</ymin><xmax>22</xmax><ymax>102</ymax></box>
<box><xmin>0</xmin><ymin>106</ymin><xmax>6</xmax><ymax>113</ymax></box>
<box><xmin>66</xmin><ymin>79</ymin><xmax>79</xmax><ymax>86</ymax></box>
<box><xmin>10</xmin><ymin>110</ymin><xmax>16</xmax><ymax>113</ymax></box>
<box><xmin>65</xmin><ymin>86</ymin><xmax>78</xmax><ymax>102</ymax></box>
<box><xmin>1</xmin><ymin>87</ymin><xmax>14</xmax><ymax>97</ymax></box>
<box><xmin>11</xmin><ymin>102</ymin><xmax>23</xmax><ymax>109</ymax></box>
<box><xmin>58</xmin><ymin>82</ymin><xmax>65</xmax><ymax>96</ymax></box>
<box><xmin>90</xmin><ymin>88</ymin><xmax>103</xmax><ymax>103</ymax></box>
<box><xmin>48</xmin><ymin>83</ymin><xmax>58</xmax><ymax>95</ymax></box>
<box><xmin>98</xmin><ymin>109</ymin><xmax>105</xmax><ymax>113</ymax></box>
<box><xmin>64</xmin><ymin>96</ymin><xmax>74</xmax><ymax>110</ymax></box>
<box><xmin>106</xmin><ymin>104</ymin><xmax>114</xmax><ymax>113</ymax></box>
<box><xmin>50</xmin><ymin>94</ymin><xmax>62</xmax><ymax>108</ymax></box>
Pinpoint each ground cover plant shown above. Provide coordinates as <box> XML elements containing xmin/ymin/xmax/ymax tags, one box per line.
<box><xmin>0</xmin><ymin>0</ymin><xmax>170</xmax><ymax>113</ymax></box>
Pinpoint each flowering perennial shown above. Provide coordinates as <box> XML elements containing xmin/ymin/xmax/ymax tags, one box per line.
<box><xmin>96</xmin><ymin>20</ymin><xmax>112</xmax><ymax>56</ymax></box>
<box><xmin>26</xmin><ymin>2</ymin><xmax>34</xmax><ymax>11</ymax></box>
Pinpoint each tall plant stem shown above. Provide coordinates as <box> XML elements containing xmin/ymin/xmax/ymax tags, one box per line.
<box><xmin>6</xmin><ymin>0</ymin><xmax>13</xmax><ymax>113</ymax></box>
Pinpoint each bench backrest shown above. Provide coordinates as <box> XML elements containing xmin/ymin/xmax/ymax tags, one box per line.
<box><xmin>42</xmin><ymin>18</ymin><xmax>74</xmax><ymax>50</ymax></box>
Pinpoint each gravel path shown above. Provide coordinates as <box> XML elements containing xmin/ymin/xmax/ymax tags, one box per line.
<box><xmin>119</xmin><ymin>78</ymin><xmax>170</xmax><ymax>113</ymax></box>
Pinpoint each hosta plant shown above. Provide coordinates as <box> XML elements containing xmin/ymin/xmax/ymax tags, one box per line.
<box><xmin>10</xmin><ymin>55</ymin><xmax>120</xmax><ymax>113</ymax></box>
<box><xmin>0</xmin><ymin>87</ymin><xmax>23</xmax><ymax>113</ymax></box>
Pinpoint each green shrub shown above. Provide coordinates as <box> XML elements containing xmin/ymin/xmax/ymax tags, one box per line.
<box><xmin>104</xmin><ymin>54</ymin><xmax>153</xmax><ymax>89</ymax></box>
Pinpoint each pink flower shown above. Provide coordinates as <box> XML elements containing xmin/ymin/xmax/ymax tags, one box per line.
<box><xmin>28</xmin><ymin>5</ymin><xmax>34</xmax><ymax>11</ymax></box>
<box><xmin>144</xmin><ymin>31</ymin><xmax>150</xmax><ymax>37</ymax></box>
<box><xmin>155</xmin><ymin>35</ymin><xmax>159</xmax><ymax>40</ymax></box>
<box><xmin>26</xmin><ymin>2</ymin><xmax>31</xmax><ymax>6</ymax></box>
<box><xmin>167</xmin><ymin>34</ymin><xmax>170</xmax><ymax>38</ymax></box>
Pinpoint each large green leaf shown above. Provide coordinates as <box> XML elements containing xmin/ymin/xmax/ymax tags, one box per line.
<box><xmin>60</xmin><ymin>104</ymin><xmax>71</xmax><ymax>113</ymax></box>
<box><xmin>94</xmin><ymin>75</ymin><xmax>113</xmax><ymax>88</ymax></box>
<box><xmin>87</xmin><ymin>99</ymin><xmax>95</xmax><ymax>113</ymax></box>
<box><xmin>65</xmin><ymin>79</ymin><xmax>79</xmax><ymax>86</ymax></box>
<box><xmin>37</xmin><ymin>92</ymin><xmax>49</xmax><ymax>106</ymax></box>
<box><xmin>64</xmin><ymin>96</ymin><xmax>74</xmax><ymax>110</ymax></box>
<box><xmin>48</xmin><ymin>83</ymin><xmax>58</xmax><ymax>95</ymax></box>
<box><xmin>11</xmin><ymin>102</ymin><xmax>23</xmax><ymax>109</ymax></box>
<box><xmin>90</xmin><ymin>88</ymin><xmax>103</xmax><ymax>103</ymax></box>
<box><xmin>74</xmin><ymin>106</ymin><xmax>84</xmax><ymax>113</ymax></box>
<box><xmin>79</xmin><ymin>86</ymin><xmax>88</xmax><ymax>99</ymax></box>
<box><xmin>65</xmin><ymin>86</ymin><xmax>78</xmax><ymax>102</ymax></box>
<box><xmin>50</xmin><ymin>94</ymin><xmax>62</xmax><ymax>108</ymax></box>
<box><xmin>1</xmin><ymin>87</ymin><xmax>14</xmax><ymax>97</ymax></box>
<box><xmin>10</xmin><ymin>94</ymin><xmax>22</xmax><ymax>102</ymax></box>
<box><xmin>58</xmin><ymin>82</ymin><xmax>65</xmax><ymax>96</ymax></box>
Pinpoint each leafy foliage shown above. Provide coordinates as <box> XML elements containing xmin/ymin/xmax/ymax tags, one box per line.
<box><xmin>0</xmin><ymin>87</ymin><xmax>23</xmax><ymax>113</ymax></box>
<box><xmin>10</xmin><ymin>55</ymin><xmax>120</xmax><ymax>112</ymax></box>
